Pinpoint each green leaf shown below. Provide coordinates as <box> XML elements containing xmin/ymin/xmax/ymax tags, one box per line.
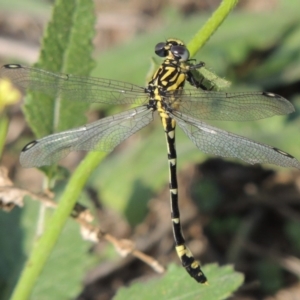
<box><xmin>191</xmin><ymin>67</ymin><xmax>231</xmax><ymax>91</ymax></box>
<box><xmin>0</xmin><ymin>209</ymin><xmax>25</xmax><ymax>300</ymax></box>
<box><xmin>115</xmin><ymin>263</ymin><xmax>244</xmax><ymax>300</ymax></box>
<box><xmin>17</xmin><ymin>196</ymin><xmax>94</xmax><ymax>300</ymax></box>
<box><xmin>285</xmin><ymin>220</ymin><xmax>300</xmax><ymax>253</ymax></box>
<box><xmin>10</xmin><ymin>1</ymin><xmax>97</xmax><ymax>299</ymax></box>
<box><xmin>256</xmin><ymin>261</ymin><xmax>283</xmax><ymax>294</ymax></box>
<box><xmin>23</xmin><ymin>0</ymin><xmax>95</xmax><ymax>139</ymax></box>
<box><xmin>29</xmin><ymin>209</ymin><xmax>93</xmax><ymax>299</ymax></box>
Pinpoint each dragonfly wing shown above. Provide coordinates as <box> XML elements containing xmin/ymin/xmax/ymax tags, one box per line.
<box><xmin>172</xmin><ymin>111</ymin><xmax>300</xmax><ymax>169</ymax></box>
<box><xmin>0</xmin><ymin>64</ymin><xmax>149</xmax><ymax>105</ymax></box>
<box><xmin>20</xmin><ymin>106</ymin><xmax>153</xmax><ymax>167</ymax></box>
<box><xmin>172</xmin><ymin>90</ymin><xmax>294</xmax><ymax>121</ymax></box>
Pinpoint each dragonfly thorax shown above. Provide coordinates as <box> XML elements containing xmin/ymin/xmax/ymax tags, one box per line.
<box><xmin>146</xmin><ymin>40</ymin><xmax>195</xmax><ymax>118</ymax></box>
<box><xmin>147</xmin><ymin>60</ymin><xmax>188</xmax><ymax>104</ymax></box>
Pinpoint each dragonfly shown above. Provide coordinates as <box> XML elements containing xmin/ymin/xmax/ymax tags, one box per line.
<box><xmin>1</xmin><ymin>38</ymin><xmax>300</xmax><ymax>283</ymax></box>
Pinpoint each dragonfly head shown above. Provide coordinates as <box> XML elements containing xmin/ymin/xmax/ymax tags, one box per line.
<box><xmin>155</xmin><ymin>38</ymin><xmax>190</xmax><ymax>62</ymax></box>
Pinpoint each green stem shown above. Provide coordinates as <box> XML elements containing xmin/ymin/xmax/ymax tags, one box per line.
<box><xmin>0</xmin><ymin>113</ymin><xmax>9</xmax><ymax>157</ymax></box>
<box><xmin>188</xmin><ymin>0</ymin><xmax>239</xmax><ymax>57</ymax></box>
<box><xmin>11</xmin><ymin>151</ymin><xmax>106</xmax><ymax>300</ymax></box>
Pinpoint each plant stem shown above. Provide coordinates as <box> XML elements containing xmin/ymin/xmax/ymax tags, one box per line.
<box><xmin>11</xmin><ymin>151</ymin><xmax>106</xmax><ymax>300</ymax></box>
<box><xmin>0</xmin><ymin>113</ymin><xmax>8</xmax><ymax>157</ymax></box>
<box><xmin>188</xmin><ymin>0</ymin><xmax>239</xmax><ymax>57</ymax></box>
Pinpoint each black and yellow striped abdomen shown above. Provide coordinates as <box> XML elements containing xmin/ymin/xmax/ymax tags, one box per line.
<box><xmin>146</xmin><ymin>38</ymin><xmax>207</xmax><ymax>283</ymax></box>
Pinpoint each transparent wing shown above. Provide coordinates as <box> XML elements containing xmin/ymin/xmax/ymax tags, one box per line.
<box><xmin>1</xmin><ymin>65</ymin><xmax>294</xmax><ymax>121</ymax></box>
<box><xmin>167</xmin><ymin>89</ymin><xmax>294</xmax><ymax>121</ymax></box>
<box><xmin>172</xmin><ymin>111</ymin><xmax>300</xmax><ymax>169</ymax></box>
<box><xmin>0</xmin><ymin>64</ymin><xmax>149</xmax><ymax>105</ymax></box>
<box><xmin>20</xmin><ymin>106</ymin><xmax>153</xmax><ymax>167</ymax></box>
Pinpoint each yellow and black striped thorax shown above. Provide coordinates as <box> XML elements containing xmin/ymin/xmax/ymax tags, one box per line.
<box><xmin>146</xmin><ymin>39</ymin><xmax>192</xmax><ymax>115</ymax></box>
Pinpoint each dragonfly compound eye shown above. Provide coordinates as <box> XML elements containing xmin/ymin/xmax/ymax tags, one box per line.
<box><xmin>170</xmin><ymin>45</ymin><xmax>190</xmax><ymax>61</ymax></box>
<box><xmin>155</xmin><ymin>42</ymin><xmax>168</xmax><ymax>57</ymax></box>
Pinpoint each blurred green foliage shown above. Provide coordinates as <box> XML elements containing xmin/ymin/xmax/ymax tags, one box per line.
<box><xmin>115</xmin><ymin>264</ymin><xmax>244</xmax><ymax>300</ymax></box>
<box><xmin>1</xmin><ymin>0</ymin><xmax>300</xmax><ymax>298</ymax></box>
<box><xmin>89</xmin><ymin>1</ymin><xmax>300</xmax><ymax>227</ymax></box>
<box><xmin>285</xmin><ymin>220</ymin><xmax>300</xmax><ymax>254</ymax></box>
<box><xmin>256</xmin><ymin>260</ymin><xmax>284</xmax><ymax>294</ymax></box>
